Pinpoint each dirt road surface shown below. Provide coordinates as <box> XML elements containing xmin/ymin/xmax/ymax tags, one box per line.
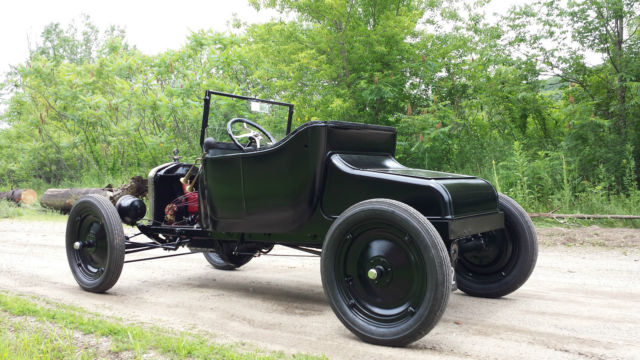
<box><xmin>1</xmin><ymin>219</ymin><xmax>639</xmax><ymax>359</ymax></box>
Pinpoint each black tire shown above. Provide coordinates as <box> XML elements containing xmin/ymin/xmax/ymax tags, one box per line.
<box><xmin>203</xmin><ymin>242</ymin><xmax>255</xmax><ymax>270</ymax></box>
<box><xmin>65</xmin><ymin>195</ymin><xmax>125</xmax><ymax>293</ymax></box>
<box><xmin>203</xmin><ymin>251</ymin><xmax>254</xmax><ymax>270</ymax></box>
<box><xmin>455</xmin><ymin>193</ymin><xmax>538</xmax><ymax>298</ymax></box>
<box><xmin>321</xmin><ymin>199</ymin><xmax>451</xmax><ymax>347</ymax></box>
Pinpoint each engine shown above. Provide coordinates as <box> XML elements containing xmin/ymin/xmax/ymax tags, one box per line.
<box><xmin>164</xmin><ymin>182</ymin><xmax>199</xmax><ymax>226</ymax></box>
<box><xmin>147</xmin><ymin>160</ymin><xmax>201</xmax><ymax>227</ymax></box>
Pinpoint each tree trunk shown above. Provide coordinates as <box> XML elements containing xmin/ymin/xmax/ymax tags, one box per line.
<box><xmin>40</xmin><ymin>188</ymin><xmax>113</xmax><ymax>214</ymax></box>
<box><xmin>616</xmin><ymin>16</ymin><xmax>627</xmax><ymax>133</ymax></box>
<box><xmin>40</xmin><ymin>176</ymin><xmax>148</xmax><ymax>214</ymax></box>
<box><xmin>0</xmin><ymin>189</ymin><xmax>38</xmax><ymax>205</ymax></box>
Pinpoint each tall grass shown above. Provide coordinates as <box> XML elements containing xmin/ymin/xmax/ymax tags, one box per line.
<box><xmin>396</xmin><ymin>123</ymin><xmax>640</xmax><ymax>217</ymax></box>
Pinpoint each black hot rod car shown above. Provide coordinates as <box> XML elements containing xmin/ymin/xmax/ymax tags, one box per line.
<box><xmin>65</xmin><ymin>90</ymin><xmax>537</xmax><ymax>346</ymax></box>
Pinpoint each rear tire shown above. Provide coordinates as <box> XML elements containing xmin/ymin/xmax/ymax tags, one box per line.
<box><xmin>321</xmin><ymin>199</ymin><xmax>451</xmax><ymax>347</ymax></box>
<box><xmin>66</xmin><ymin>195</ymin><xmax>125</xmax><ymax>293</ymax></box>
<box><xmin>203</xmin><ymin>242</ymin><xmax>255</xmax><ymax>270</ymax></box>
<box><xmin>203</xmin><ymin>251</ymin><xmax>254</xmax><ymax>270</ymax></box>
<box><xmin>455</xmin><ymin>193</ymin><xmax>538</xmax><ymax>298</ymax></box>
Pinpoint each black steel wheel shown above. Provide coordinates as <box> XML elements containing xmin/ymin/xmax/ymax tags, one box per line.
<box><xmin>66</xmin><ymin>195</ymin><xmax>125</xmax><ymax>293</ymax></box>
<box><xmin>203</xmin><ymin>242</ymin><xmax>255</xmax><ymax>270</ymax></box>
<box><xmin>203</xmin><ymin>252</ymin><xmax>254</xmax><ymax>270</ymax></box>
<box><xmin>455</xmin><ymin>193</ymin><xmax>538</xmax><ymax>298</ymax></box>
<box><xmin>321</xmin><ymin>199</ymin><xmax>451</xmax><ymax>347</ymax></box>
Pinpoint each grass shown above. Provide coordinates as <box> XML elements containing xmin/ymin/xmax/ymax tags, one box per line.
<box><xmin>0</xmin><ymin>315</ymin><xmax>100</xmax><ymax>359</ymax></box>
<box><xmin>0</xmin><ymin>200</ymin><xmax>65</xmax><ymax>221</ymax></box>
<box><xmin>0</xmin><ymin>292</ymin><xmax>325</xmax><ymax>360</ymax></box>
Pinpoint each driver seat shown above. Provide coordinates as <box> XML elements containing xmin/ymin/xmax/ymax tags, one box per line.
<box><xmin>203</xmin><ymin>137</ymin><xmax>245</xmax><ymax>156</ymax></box>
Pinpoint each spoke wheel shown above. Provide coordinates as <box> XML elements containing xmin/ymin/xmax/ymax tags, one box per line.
<box><xmin>322</xmin><ymin>199</ymin><xmax>451</xmax><ymax>347</ymax></box>
<box><xmin>455</xmin><ymin>193</ymin><xmax>538</xmax><ymax>298</ymax></box>
<box><xmin>66</xmin><ymin>195</ymin><xmax>125</xmax><ymax>293</ymax></box>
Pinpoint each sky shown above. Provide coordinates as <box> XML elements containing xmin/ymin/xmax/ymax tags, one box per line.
<box><xmin>0</xmin><ymin>0</ymin><xmax>280</xmax><ymax>79</ymax></box>
<box><xmin>0</xmin><ymin>0</ymin><xmax>281</xmax><ymax>123</ymax></box>
<box><xmin>0</xmin><ymin>0</ymin><xmax>525</xmax><ymax>78</ymax></box>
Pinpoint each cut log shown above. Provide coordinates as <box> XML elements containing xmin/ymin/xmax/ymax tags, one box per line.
<box><xmin>40</xmin><ymin>176</ymin><xmax>148</xmax><ymax>214</ymax></box>
<box><xmin>528</xmin><ymin>213</ymin><xmax>640</xmax><ymax>220</ymax></box>
<box><xmin>41</xmin><ymin>188</ymin><xmax>113</xmax><ymax>214</ymax></box>
<box><xmin>0</xmin><ymin>189</ymin><xmax>37</xmax><ymax>205</ymax></box>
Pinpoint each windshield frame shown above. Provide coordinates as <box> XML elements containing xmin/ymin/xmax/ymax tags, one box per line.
<box><xmin>200</xmin><ymin>90</ymin><xmax>294</xmax><ymax>149</ymax></box>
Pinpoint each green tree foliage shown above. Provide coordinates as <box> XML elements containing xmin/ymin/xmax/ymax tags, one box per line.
<box><xmin>507</xmin><ymin>0</ymin><xmax>640</xmax><ymax>189</ymax></box>
<box><xmin>0</xmin><ymin>24</ymin><xmax>250</xmax><ymax>187</ymax></box>
<box><xmin>0</xmin><ymin>2</ymin><xmax>638</xmax><ymax>214</ymax></box>
<box><xmin>247</xmin><ymin>0</ymin><xmax>431</xmax><ymax>124</ymax></box>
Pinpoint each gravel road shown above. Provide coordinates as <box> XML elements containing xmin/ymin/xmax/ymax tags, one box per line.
<box><xmin>1</xmin><ymin>219</ymin><xmax>639</xmax><ymax>359</ymax></box>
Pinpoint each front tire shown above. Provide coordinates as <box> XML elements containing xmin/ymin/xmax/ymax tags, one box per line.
<box><xmin>66</xmin><ymin>195</ymin><xmax>125</xmax><ymax>293</ymax></box>
<box><xmin>321</xmin><ymin>199</ymin><xmax>451</xmax><ymax>347</ymax></box>
<box><xmin>455</xmin><ymin>193</ymin><xmax>538</xmax><ymax>298</ymax></box>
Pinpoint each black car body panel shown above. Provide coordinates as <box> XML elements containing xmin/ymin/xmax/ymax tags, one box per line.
<box><xmin>195</xmin><ymin>118</ymin><xmax>501</xmax><ymax>243</ymax></box>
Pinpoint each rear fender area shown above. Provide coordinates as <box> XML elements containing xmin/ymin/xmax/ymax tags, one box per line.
<box><xmin>321</xmin><ymin>154</ymin><xmax>503</xmax><ymax>240</ymax></box>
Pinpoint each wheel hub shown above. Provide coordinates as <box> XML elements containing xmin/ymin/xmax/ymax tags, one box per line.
<box><xmin>337</xmin><ymin>226</ymin><xmax>429</xmax><ymax>328</ymax></box>
<box><xmin>367</xmin><ymin>265</ymin><xmax>387</xmax><ymax>280</ymax></box>
<box><xmin>364</xmin><ymin>255</ymin><xmax>392</xmax><ymax>287</ymax></box>
<box><xmin>73</xmin><ymin>217</ymin><xmax>108</xmax><ymax>280</ymax></box>
<box><xmin>367</xmin><ymin>268</ymin><xmax>379</xmax><ymax>280</ymax></box>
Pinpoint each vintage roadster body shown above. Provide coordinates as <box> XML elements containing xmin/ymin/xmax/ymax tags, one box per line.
<box><xmin>65</xmin><ymin>91</ymin><xmax>537</xmax><ymax>346</ymax></box>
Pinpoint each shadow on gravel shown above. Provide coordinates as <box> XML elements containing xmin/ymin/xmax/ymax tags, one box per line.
<box><xmin>126</xmin><ymin>269</ymin><xmax>329</xmax><ymax>314</ymax></box>
<box><xmin>195</xmin><ymin>276</ymin><xmax>328</xmax><ymax>308</ymax></box>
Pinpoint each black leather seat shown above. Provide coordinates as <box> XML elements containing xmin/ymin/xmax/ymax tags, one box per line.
<box><xmin>204</xmin><ymin>140</ymin><xmax>243</xmax><ymax>156</ymax></box>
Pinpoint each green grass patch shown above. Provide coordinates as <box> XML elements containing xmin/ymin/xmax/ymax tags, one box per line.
<box><xmin>0</xmin><ymin>201</ymin><xmax>65</xmax><ymax>221</ymax></box>
<box><xmin>0</xmin><ymin>315</ymin><xmax>100</xmax><ymax>359</ymax></box>
<box><xmin>0</xmin><ymin>292</ymin><xmax>325</xmax><ymax>360</ymax></box>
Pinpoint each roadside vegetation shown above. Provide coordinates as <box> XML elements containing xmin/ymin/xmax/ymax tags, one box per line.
<box><xmin>0</xmin><ymin>292</ymin><xmax>324</xmax><ymax>360</ymax></box>
<box><xmin>0</xmin><ymin>0</ymin><xmax>639</xmax><ymax>216</ymax></box>
<box><xmin>531</xmin><ymin>217</ymin><xmax>640</xmax><ymax>229</ymax></box>
<box><xmin>0</xmin><ymin>200</ymin><xmax>63</xmax><ymax>221</ymax></box>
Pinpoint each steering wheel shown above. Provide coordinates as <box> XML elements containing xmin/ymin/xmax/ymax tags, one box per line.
<box><xmin>227</xmin><ymin>118</ymin><xmax>276</xmax><ymax>150</ymax></box>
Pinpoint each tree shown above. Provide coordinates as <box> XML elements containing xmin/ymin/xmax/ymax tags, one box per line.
<box><xmin>506</xmin><ymin>0</ymin><xmax>640</xmax><ymax>188</ymax></box>
<box><xmin>507</xmin><ymin>0</ymin><xmax>639</xmax><ymax>136</ymax></box>
<box><xmin>247</xmin><ymin>0</ymin><xmax>432</xmax><ymax>124</ymax></box>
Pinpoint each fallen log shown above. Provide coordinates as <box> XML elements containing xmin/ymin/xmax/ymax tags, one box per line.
<box><xmin>41</xmin><ymin>188</ymin><xmax>113</xmax><ymax>214</ymax></box>
<box><xmin>528</xmin><ymin>213</ymin><xmax>640</xmax><ymax>220</ymax></box>
<box><xmin>0</xmin><ymin>189</ymin><xmax>37</xmax><ymax>205</ymax></box>
<box><xmin>40</xmin><ymin>176</ymin><xmax>148</xmax><ymax>214</ymax></box>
